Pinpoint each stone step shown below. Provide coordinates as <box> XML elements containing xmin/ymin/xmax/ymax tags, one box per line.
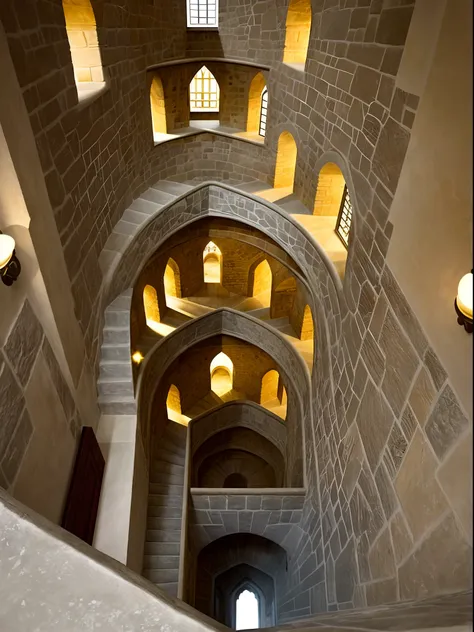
<box><xmin>99</xmin><ymin>361</ymin><xmax>132</xmax><ymax>379</ymax></box>
<box><xmin>98</xmin><ymin>395</ymin><xmax>136</xmax><ymax>415</ymax></box>
<box><xmin>143</xmin><ymin>568</ymin><xmax>179</xmax><ymax>584</ymax></box>
<box><xmin>146</xmin><ymin>529</ymin><xmax>181</xmax><ymax>542</ymax></box>
<box><xmin>98</xmin><ymin>378</ymin><xmax>134</xmax><ymax>397</ymax></box>
<box><xmin>122</xmin><ymin>208</ymin><xmax>151</xmax><ymax>225</ymax></box>
<box><xmin>129</xmin><ymin>198</ymin><xmax>162</xmax><ymax>215</ymax></box>
<box><xmin>115</xmin><ymin>219</ymin><xmax>139</xmax><ymax>236</ymax></box>
<box><xmin>152</xmin><ymin>461</ymin><xmax>185</xmax><ymax>476</ymax></box>
<box><xmin>147</xmin><ymin>517</ymin><xmax>182</xmax><ymax>531</ymax></box>
<box><xmin>154</xmin><ymin>582</ymin><xmax>178</xmax><ymax>597</ymax></box>
<box><xmin>150</xmin><ymin>471</ymin><xmax>184</xmax><ymax>486</ymax></box>
<box><xmin>247</xmin><ymin>307</ymin><xmax>271</xmax><ymax>320</ymax></box>
<box><xmin>142</xmin><ymin>555</ymin><xmax>180</xmax><ymax>570</ymax></box>
<box><xmin>104</xmin><ymin>232</ymin><xmax>131</xmax><ymax>253</ymax></box>
<box><xmin>147</xmin><ymin>505</ymin><xmax>182</xmax><ymax>519</ymax></box>
<box><xmin>99</xmin><ymin>250</ymin><xmax>119</xmax><ymax>274</ymax></box>
<box><xmin>149</xmin><ymin>483</ymin><xmax>183</xmax><ymax>496</ymax></box>
<box><xmin>154</xmin><ymin>440</ymin><xmax>186</xmax><ymax>458</ymax></box>
<box><xmin>141</xmin><ymin>188</ymin><xmax>175</xmax><ymax>205</ymax></box>
<box><xmin>103</xmin><ymin>327</ymin><xmax>129</xmax><ymax>344</ymax></box>
<box><xmin>151</xmin><ymin>180</ymin><xmax>193</xmax><ymax>196</ymax></box>
<box><xmin>266</xmin><ymin>316</ymin><xmax>290</xmax><ymax>329</ymax></box>
<box><xmin>154</xmin><ymin>450</ymin><xmax>185</xmax><ymax>467</ymax></box>
<box><xmin>144</xmin><ymin>541</ymin><xmax>180</xmax><ymax>556</ymax></box>
<box><xmin>101</xmin><ymin>344</ymin><xmax>130</xmax><ymax>362</ymax></box>
<box><xmin>105</xmin><ymin>310</ymin><xmax>129</xmax><ymax>328</ymax></box>
<box><xmin>148</xmin><ymin>494</ymin><xmax>183</xmax><ymax>508</ymax></box>
<box><xmin>109</xmin><ymin>290</ymin><xmax>132</xmax><ymax>308</ymax></box>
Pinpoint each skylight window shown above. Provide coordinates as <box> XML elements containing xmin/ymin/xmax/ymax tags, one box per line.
<box><xmin>187</xmin><ymin>0</ymin><xmax>218</xmax><ymax>27</ymax></box>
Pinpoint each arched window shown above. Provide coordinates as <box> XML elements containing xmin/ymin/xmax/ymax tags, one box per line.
<box><xmin>235</xmin><ymin>588</ymin><xmax>259</xmax><ymax>630</ymax></box>
<box><xmin>143</xmin><ymin>284</ymin><xmax>160</xmax><ymax>330</ymax></box>
<box><xmin>150</xmin><ymin>75</ymin><xmax>167</xmax><ymax>136</ymax></box>
<box><xmin>190</xmin><ymin>66</ymin><xmax>220</xmax><ymax>113</ymax></box>
<box><xmin>164</xmin><ymin>258</ymin><xmax>181</xmax><ymax>303</ymax></box>
<box><xmin>274</xmin><ymin>131</ymin><xmax>297</xmax><ymax>191</ymax></box>
<box><xmin>283</xmin><ymin>0</ymin><xmax>312</xmax><ymax>66</ymax></box>
<box><xmin>210</xmin><ymin>352</ymin><xmax>233</xmax><ymax>396</ymax></box>
<box><xmin>252</xmin><ymin>259</ymin><xmax>272</xmax><ymax>307</ymax></box>
<box><xmin>62</xmin><ymin>0</ymin><xmax>104</xmax><ymax>99</ymax></box>
<box><xmin>259</xmin><ymin>88</ymin><xmax>268</xmax><ymax>138</ymax></box>
<box><xmin>203</xmin><ymin>241</ymin><xmax>222</xmax><ymax>283</ymax></box>
<box><xmin>187</xmin><ymin>0</ymin><xmax>218</xmax><ymax>27</ymax></box>
<box><xmin>300</xmin><ymin>304</ymin><xmax>314</xmax><ymax>341</ymax></box>
<box><xmin>313</xmin><ymin>162</ymin><xmax>353</xmax><ymax>249</ymax></box>
<box><xmin>247</xmin><ymin>73</ymin><xmax>266</xmax><ymax>135</ymax></box>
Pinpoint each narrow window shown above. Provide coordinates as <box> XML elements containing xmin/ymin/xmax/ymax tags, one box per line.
<box><xmin>187</xmin><ymin>0</ymin><xmax>218</xmax><ymax>27</ymax></box>
<box><xmin>274</xmin><ymin>131</ymin><xmax>297</xmax><ymax>191</ymax></box>
<box><xmin>150</xmin><ymin>75</ymin><xmax>167</xmax><ymax>136</ymax></box>
<box><xmin>283</xmin><ymin>0</ymin><xmax>312</xmax><ymax>66</ymax></box>
<box><xmin>236</xmin><ymin>589</ymin><xmax>259</xmax><ymax>630</ymax></box>
<box><xmin>252</xmin><ymin>259</ymin><xmax>272</xmax><ymax>307</ymax></box>
<box><xmin>335</xmin><ymin>185</ymin><xmax>353</xmax><ymax>248</ymax></box>
<box><xmin>62</xmin><ymin>0</ymin><xmax>104</xmax><ymax>99</ymax></box>
<box><xmin>190</xmin><ymin>66</ymin><xmax>220</xmax><ymax>112</ymax></box>
<box><xmin>164</xmin><ymin>258</ymin><xmax>181</xmax><ymax>303</ymax></box>
<box><xmin>143</xmin><ymin>284</ymin><xmax>160</xmax><ymax>330</ymax></box>
<box><xmin>259</xmin><ymin>88</ymin><xmax>268</xmax><ymax>137</ymax></box>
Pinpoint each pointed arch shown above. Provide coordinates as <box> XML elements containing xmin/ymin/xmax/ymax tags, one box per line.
<box><xmin>62</xmin><ymin>0</ymin><xmax>104</xmax><ymax>94</ymax></box>
<box><xmin>167</xmin><ymin>384</ymin><xmax>182</xmax><ymax>416</ymax></box>
<box><xmin>300</xmin><ymin>304</ymin><xmax>314</xmax><ymax>341</ymax></box>
<box><xmin>274</xmin><ymin>131</ymin><xmax>297</xmax><ymax>190</ymax></box>
<box><xmin>143</xmin><ymin>284</ymin><xmax>160</xmax><ymax>329</ymax></box>
<box><xmin>150</xmin><ymin>75</ymin><xmax>167</xmax><ymax>134</ymax></box>
<box><xmin>164</xmin><ymin>257</ymin><xmax>181</xmax><ymax>300</ymax></box>
<box><xmin>210</xmin><ymin>352</ymin><xmax>233</xmax><ymax>396</ymax></box>
<box><xmin>252</xmin><ymin>259</ymin><xmax>272</xmax><ymax>307</ymax></box>
<box><xmin>247</xmin><ymin>72</ymin><xmax>267</xmax><ymax>134</ymax></box>
<box><xmin>190</xmin><ymin>66</ymin><xmax>220</xmax><ymax>113</ymax></box>
<box><xmin>283</xmin><ymin>0</ymin><xmax>312</xmax><ymax>66</ymax></box>
<box><xmin>203</xmin><ymin>241</ymin><xmax>222</xmax><ymax>283</ymax></box>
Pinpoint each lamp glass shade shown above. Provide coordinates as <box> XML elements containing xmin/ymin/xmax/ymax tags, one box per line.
<box><xmin>0</xmin><ymin>234</ymin><xmax>15</xmax><ymax>269</ymax></box>
<box><xmin>456</xmin><ymin>272</ymin><xmax>473</xmax><ymax>319</ymax></box>
<box><xmin>132</xmin><ymin>351</ymin><xmax>144</xmax><ymax>364</ymax></box>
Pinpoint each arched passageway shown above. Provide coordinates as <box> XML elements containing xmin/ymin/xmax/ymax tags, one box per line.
<box><xmin>274</xmin><ymin>131</ymin><xmax>297</xmax><ymax>192</ymax></box>
<box><xmin>150</xmin><ymin>75</ymin><xmax>167</xmax><ymax>136</ymax></box>
<box><xmin>252</xmin><ymin>259</ymin><xmax>272</xmax><ymax>307</ymax></box>
<box><xmin>210</xmin><ymin>351</ymin><xmax>233</xmax><ymax>396</ymax></box>
<box><xmin>143</xmin><ymin>284</ymin><xmax>160</xmax><ymax>330</ymax></box>
<box><xmin>164</xmin><ymin>257</ymin><xmax>181</xmax><ymax>302</ymax></box>
<box><xmin>247</xmin><ymin>72</ymin><xmax>267</xmax><ymax>136</ymax></box>
<box><xmin>203</xmin><ymin>241</ymin><xmax>222</xmax><ymax>283</ymax></box>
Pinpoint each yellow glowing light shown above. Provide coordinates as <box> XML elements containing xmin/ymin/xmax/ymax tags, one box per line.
<box><xmin>456</xmin><ymin>272</ymin><xmax>473</xmax><ymax>319</ymax></box>
<box><xmin>132</xmin><ymin>351</ymin><xmax>144</xmax><ymax>364</ymax></box>
<box><xmin>0</xmin><ymin>234</ymin><xmax>15</xmax><ymax>269</ymax></box>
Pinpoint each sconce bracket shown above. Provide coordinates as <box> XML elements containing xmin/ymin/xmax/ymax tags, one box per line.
<box><xmin>0</xmin><ymin>250</ymin><xmax>21</xmax><ymax>286</ymax></box>
<box><xmin>454</xmin><ymin>298</ymin><xmax>473</xmax><ymax>334</ymax></box>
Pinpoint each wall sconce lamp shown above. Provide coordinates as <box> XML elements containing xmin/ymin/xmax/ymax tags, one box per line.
<box><xmin>454</xmin><ymin>270</ymin><xmax>473</xmax><ymax>333</ymax></box>
<box><xmin>132</xmin><ymin>351</ymin><xmax>144</xmax><ymax>365</ymax></box>
<box><xmin>0</xmin><ymin>231</ymin><xmax>21</xmax><ymax>286</ymax></box>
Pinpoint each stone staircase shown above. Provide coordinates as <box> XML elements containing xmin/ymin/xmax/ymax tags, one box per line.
<box><xmin>98</xmin><ymin>291</ymin><xmax>136</xmax><ymax>415</ymax></box>
<box><xmin>142</xmin><ymin>421</ymin><xmax>187</xmax><ymax>598</ymax></box>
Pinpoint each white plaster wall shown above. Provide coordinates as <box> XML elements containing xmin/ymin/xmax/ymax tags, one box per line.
<box><xmin>387</xmin><ymin>0</ymin><xmax>473</xmax><ymax>418</ymax></box>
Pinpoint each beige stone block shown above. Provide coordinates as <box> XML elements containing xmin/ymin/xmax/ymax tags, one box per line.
<box><xmin>66</xmin><ymin>30</ymin><xmax>87</xmax><ymax>48</ymax></box>
<box><xmin>369</xmin><ymin>525</ymin><xmax>396</xmax><ymax>580</ymax></box>
<box><xmin>437</xmin><ymin>433</ymin><xmax>472</xmax><ymax>543</ymax></box>
<box><xmin>395</xmin><ymin>429</ymin><xmax>448</xmax><ymax>541</ymax></box>
<box><xmin>84</xmin><ymin>29</ymin><xmax>99</xmax><ymax>47</ymax></box>
<box><xmin>12</xmin><ymin>354</ymin><xmax>75</xmax><ymax>524</ymax></box>
<box><xmin>90</xmin><ymin>66</ymin><xmax>104</xmax><ymax>82</ymax></box>
<box><xmin>398</xmin><ymin>513</ymin><xmax>472</xmax><ymax>600</ymax></box>
<box><xmin>390</xmin><ymin>510</ymin><xmax>413</xmax><ymax>565</ymax></box>
<box><xmin>366</xmin><ymin>577</ymin><xmax>398</xmax><ymax>606</ymax></box>
<box><xmin>409</xmin><ymin>366</ymin><xmax>436</xmax><ymax>426</ymax></box>
<box><xmin>74</xmin><ymin>67</ymin><xmax>92</xmax><ymax>82</ymax></box>
<box><xmin>70</xmin><ymin>47</ymin><xmax>102</xmax><ymax>68</ymax></box>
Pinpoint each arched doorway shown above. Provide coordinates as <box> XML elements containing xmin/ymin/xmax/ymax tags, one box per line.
<box><xmin>300</xmin><ymin>304</ymin><xmax>314</xmax><ymax>341</ymax></box>
<box><xmin>210</xmin><ymin>352</ymin><xmax>233</xmax><ymax>396</ymax></box>
<box><xmin>314</xmin><ymin>162</ymin><xmax>354</xmax><ymax>248</ymax></box>
<box><xmin>203</xmin><ymin>241</ymin><xmax>222</xmax><ymax>283</ymax></box>
<box><xmin>274</xmin><ymin>131</ymin><xmax>297</xmax><ymax>192</ymax></box>
<box><xmin>143</xmin><ymin>284</ymin><xmax>160</xmax><ymax>330</ymax></box>
<box><xmin>283</xmin><ymin>0</ymin><xmax>312</xmax><ymax>66</ymax></box>
<box><xmin>150</xmin><ymin>75</ymin><xmax>167</xmax><ymax>137</ymax></box>
<box><xmin>190</xmin><ymin>65</ymin><xmax>220</xmax><ymax>119</ymax></box>
<box><xmin>252</xmin><ymin>259</ymin><xmax>272</xmax><ymax>307</ymax></box>
<box><xmin>235</xmin><ymin>587</ymin><xmax>260</xmax><ymax>630</ymax></box>
<box><xmin>163</xmin><ymin>258</ymin><xmax>181</xmax><ymax>302</ymax></box>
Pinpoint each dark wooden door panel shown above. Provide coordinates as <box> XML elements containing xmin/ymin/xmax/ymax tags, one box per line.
<box><xmin>61</xmin><ymin>426</ymin><xmax>105</xmax><ymax>545</ymax></box>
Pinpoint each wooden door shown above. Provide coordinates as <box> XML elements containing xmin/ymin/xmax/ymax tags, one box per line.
<box><xmin>61</xmin><ymin>426</ymin><xmax>105</xmax><ymax>545</ymax></box>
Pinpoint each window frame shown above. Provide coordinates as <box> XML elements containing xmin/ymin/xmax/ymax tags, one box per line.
<box><xmin>335</xmin><ymin>184</ymin><xmax>353</xmax><ymax>249</ymax></box>
<box><xmin>259</xmin><ymin>87</ymin><xmax>268</xmax><ymax>138</ymax></box>
<box><xmin>186</xmin><ymin>0</ymin><xmax>219</xmax><ymax>28</ymax></box>
<box><xmin>189</xmin><ymin>66</ymin><xmax>220</xmax><ymax>113</ymax></box>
